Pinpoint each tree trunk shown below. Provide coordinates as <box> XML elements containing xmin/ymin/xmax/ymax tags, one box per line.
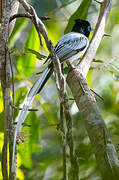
<box><xmin>0</xmin><ymin>1</ymin><xmax>19</xmax><ymax>179</ymax></box>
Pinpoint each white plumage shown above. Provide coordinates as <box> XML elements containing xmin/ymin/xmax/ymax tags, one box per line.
<box><xmin>55</xmin><ymin>32</ymin><xmax>89</xmax><ymax>62</ymax></box>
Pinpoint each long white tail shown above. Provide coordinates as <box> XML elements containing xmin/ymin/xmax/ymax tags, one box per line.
<box><xmin>16</xmin><ymin>64</ymin><xmax>53</xmax><ymax>131</ymax></box>
<box><xmin>12</xmin><ymin>64</ymin><xmax>53</xmax><ymax>171</ymax></box>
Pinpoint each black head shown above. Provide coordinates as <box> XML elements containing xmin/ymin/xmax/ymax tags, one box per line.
<box><xmin>72</xmin><ymin>19</ymin><xmax>91</xmax><ymax>38</ymax></box>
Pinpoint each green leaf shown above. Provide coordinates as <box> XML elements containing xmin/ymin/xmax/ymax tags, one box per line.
<box><xmin>89</xmin><ymin>66</ymin><xmax>95</xmax><ymax>70</ymax></box>
<box><xmin>63</xmin><ymin>67</ymin><xmax>70</xmax><ymax>74</ymax></box>
<box><xmin>14</xmin><ymin>87</ymin><xmax>27</xmax><ymax>119</ymax></box>
<box><xmin>18</xmin><ymin>139</ymin><xmax>32</xmax><ymax>169</ymax></box>
<box><xmin>26</xmin><ymin>48</ymin><xmax>47</xmax><ymax>60</ymax></box>
<box><xmin>15</xmin><ymin>87</ymin><xmax>27</xmax><ymax>106</ymax></box>
<box><xmin>41</xmin><ymin>103</ymin><xmax>57</xmax><ymax>125</ymax></box>
<box><xmin>64</xmin><ymin>0</ymin><xmax>92</xmax><ymax>34</ymax></box>
<box><xmin>9</xmin><ymin>18</ymin><xmax>29</xmax><ymax>48</ymax></box>
<box><xmin>87</xmin><ymin>69</ymin><xmax>93</xmax><ymax>88</ymax></box>
<box><xmin>0</xmin><ymin>112</ymin><xmax>4</xmax><ymax>132</ymax></box>
<box><xmin>18</xmin><ymin>112</ymin><xmax>41</xmax><ymax>169</ymax></box>
<box><xmin>17</xmin><ymin>26</ymin><xmax>41</xmax><ymax>77</ymax></box>
<box><xmin>0</xmin><ymin>86</ymin><xmax>3</xmax><ymax>114</ymax></box>
<box><xmin>26</xmin><ymin>112</ymin><xmax>41</xmax><ymax>154</ymax></box>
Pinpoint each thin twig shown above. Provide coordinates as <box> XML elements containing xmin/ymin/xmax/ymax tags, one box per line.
<box><xmin>9</xmin><ymin>50</ymin><xmax>15</xmax><ymax>113</ymax></box>
<box><xmin>64</xmin><ymin>94</ymin><xmax>79</xmax><ymax>180</ymax></box>
<box><xmin>90</xmin><ymin>88</ymin><xmax>104</xmax><ymax>101</ymax></box>
<box><xmin>14</xmin><ymin>122</ymin><xmax>31</xmax><ymax>127</ymax></box>
<box><xmin>9</xmin><ymin>13</ymin><xmax>50</xmax><ymax>23</ymax></box>
<box><xmin>9</xmin><ymin>13</ymin><xmax>31</xmax><ymax>22</ymax></box>
<box><xmin>103</xmin><ymin>33</ymin><xmax>111</xmax><ymax>37</ymax></box>
<box><xmin>94</xmin><ymin>0</ymin><xmax>102</xmax><ymax>4</ymax></box>
<box><xmin>36</xmin><ymin>71</ymin><xmax>43</xmax><ymax>75</ymax></box>
<box><xmin>52</xmin><ymin>52</ymin><xmax>68</xmax><ymax>179</ymax></box>
<box><xmin>51</xmin><ymin>47</ymin><xmax>79</xmax><ymax>179</ymax></box>
<box><xmin>60</xmin><ymin>104</ymin><xmax>68</xmax><ymax>180</ymax></box>
<box><xmin>17</xmin><ymin>0</ymin><xmax>52</xmax><ymax>49</ymax></box>
<box><xmin>69</xmin><ymin>98</ymin><xmax>75</xmax><ymax>101</ymax></box>
<box><xmin>11</xmin><ymin>103</ymin><xmax>38</xmax><ymax>111</ymax></box>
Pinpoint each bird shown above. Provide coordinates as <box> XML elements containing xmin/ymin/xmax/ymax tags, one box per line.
<box><xmin>15</xmin><ymin>18</ymin><xmax>92</xmax><ymax>134</ymax></box>
<box><xmin>27</xmin><ymin>19</ymin><xmax>92</xmax><ymax>96</ymax></box>
<box><xmin>12</xmin><ymin>19</ymin><xmax>92</xmax><ymax>166</ymax></box>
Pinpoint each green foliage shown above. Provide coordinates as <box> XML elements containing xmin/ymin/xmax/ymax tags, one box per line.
<box><xmin>13</xmin><ymin>87</ymin><xmax>27</xmax><ymax>118</ymax></box>
<box><xmin>41</xmin><ymin>102</ymin><xmax>59</xmax><ymax>125</ymax></box>
<box><xmin>58</xmin><ymin>0</ymin><xmax>77</xmax><ymax>8</ymax></box>
<box><xmin>64</xmin><ymin>0</ymin><xmax>92</xmax><ymax>34</ymax></box>
<box><xmin>17</xmin><ymin>26</ymin><xmax>40</xmax><ymax>77</ymax></box>
<box><xmin>9</xmin><ymin>18</ymin><xmax>29</xmax><ymax>48</ymax></box>
<box><xmin>18</xmin><ymin>112</ymin><xmax>41</xmax><ymax>169</ymax></box>
<box><xmin>0</xmin><ymin>132</ymin><xmax>24</xmax><ymax>179</ymax></box>
<box><xmin>0</xmin><ymin>86</ymin><xmax>4</xmax><ymax>113</ymax></box>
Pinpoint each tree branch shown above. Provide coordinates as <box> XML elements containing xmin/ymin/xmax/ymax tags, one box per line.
<box><xmin>67</xmin><ymin>70</ymin><xmax>119</xmax><ymax>179</ymax></box>
<box><xmin>60</xmin><ymin>104</ymin><xmax>68</xmax><ymax>180</ymax></box>
<box><xmin>17</xmin><ymin>0</ymin><xmax>52</xmax><ymax>48</ymax></box>
<box><xmin>67</xmin><ymin>0</ymin><xmax>119</xmax><ymax>179</ymax></box>
<box><xmin>79</xmin><ymin>0</ymin><xmax>113</xmax><ymax>77</ymax></box>
<box><xmin>9</xmin><ymin>0</ymin><xmax>19</xmax><ymax>36</ymax></box>
<box><xmin>9</xmin><ymin>13</ymin><xmax>50</xmax><ymax>23</ymax></box>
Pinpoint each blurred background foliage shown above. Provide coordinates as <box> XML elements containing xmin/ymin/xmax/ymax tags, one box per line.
<box><xmin>0</xmin><ymin>0</ymin><xmax>119</xmax><ymax>179</ymax></box>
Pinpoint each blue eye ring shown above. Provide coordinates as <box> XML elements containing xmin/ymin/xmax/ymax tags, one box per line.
<box><xmin>88</xmin><ymin>26</ymin><xmax>91</xmax><ymax>32</ymax></box>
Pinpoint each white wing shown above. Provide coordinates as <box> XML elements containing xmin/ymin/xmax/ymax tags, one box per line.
<box><xmin>54</xmin><ymin>32</ymin><xmax>89</xmax><ymax>62</ymax></box>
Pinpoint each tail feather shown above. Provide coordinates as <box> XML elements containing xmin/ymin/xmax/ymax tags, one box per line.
<box><xmin>28</xmin><ymin>64</ymin><xmax>53</xmax><ymax>96</ymax></box>
<box><xmin>12</xmin><ymin>63</ymin><xmax>53</xmax><ymax>171</ymax></box>
<box><xmin>16</xmin><ymin>63</ymin><xmax>53</xmax><ymax>132</ymax></box>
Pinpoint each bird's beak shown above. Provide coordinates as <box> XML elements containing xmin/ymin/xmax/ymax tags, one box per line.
<box><xmin>91</xmin><ymin>28</ymin><xmax>94</xmax><ymax>31</ymax></box>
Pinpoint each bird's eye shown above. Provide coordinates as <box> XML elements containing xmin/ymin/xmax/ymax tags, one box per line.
<box><xmin>88</xmin><ymin>26</ymin><xmax>91</xmax><ymax>31</ymax></box>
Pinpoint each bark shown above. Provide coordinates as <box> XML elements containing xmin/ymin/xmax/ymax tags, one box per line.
<box><xmin>67</xmin><ymin>70</ymin><xmax>119</xmax><ymax>179</ymax></box>
<box><xmin>0</xmin><ymin>0</ymin><xmax>19</xmax><ymax>179</ymax></box>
